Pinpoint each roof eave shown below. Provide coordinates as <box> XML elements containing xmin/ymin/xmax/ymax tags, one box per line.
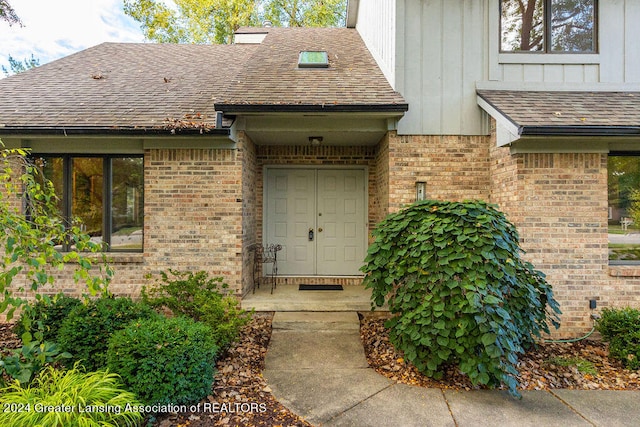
<box><xmin>0</xmin><ymin>127</ymin><xmax>231</xmax><ymax>137</ymax></box>
<box><xmin>520</xmin><ymin>125</ymin><xmax>640</xmax><ymax>137</ymax></box>
<box><xmin>215</xmin><ymin>103</ymin><xmax>409</xmax><ymax>114</ymax></box>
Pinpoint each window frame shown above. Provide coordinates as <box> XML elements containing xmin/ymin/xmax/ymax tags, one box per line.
<box><xmin>33</xmin><ymin>153</ymin><xmax>144</xmax><ymax>253</ymax></box>
<box><xmin>499</xmin><ymin>0</ymin><xmax>598</xmax><ymax>54</ymax></box>
<box><xmin>608</xmin><ymin>152</ymin><xmax>640</xmax><ymax>265</ymax></box>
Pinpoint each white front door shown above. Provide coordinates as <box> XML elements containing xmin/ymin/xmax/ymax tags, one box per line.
<box><xmin>264</xmin><ymin>168</ymin><xmax>366</xmax><ymax>276</ymax></box>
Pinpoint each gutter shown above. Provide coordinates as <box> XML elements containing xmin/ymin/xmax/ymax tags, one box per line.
<box><xmin>520</xmin><ymin>125</ymin><xmax>640</xmax><ymax>137</ymax></box>
<box><xmin>214</xmin><ymin>103</ymin><xmax>409</xmax><ymax>114</ymax></box>
<box><xmin>0</xmin><ymin>127</ymin><xmax>231</xmax><ymax>137</ymax></box>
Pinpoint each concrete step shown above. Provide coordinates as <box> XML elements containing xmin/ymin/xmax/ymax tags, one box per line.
<box><xmin>272</xmin><ymin>311</ymin><xmax>360</xmax><ymax>331</ymax></box>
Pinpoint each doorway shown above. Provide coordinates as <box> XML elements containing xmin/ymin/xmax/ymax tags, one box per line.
<box><xmin>264</xmin><ymin>167</ymin><xmax>367</xmax><ymax>276</ymax></box>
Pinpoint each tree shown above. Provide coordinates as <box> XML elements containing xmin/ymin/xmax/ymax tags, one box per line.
<box><xmin>1</xmin><ymin>141</ymin><xmax>113</xmax><ymax>322</ymax></box>
<box><xmin>124</xmin><ymin>0</ymin><xmax>347</xmax><ymax>44</ymax></box>
<box><xmin>2</xmin><ymin>54</ymin><xmax>40</xmax><ymax>77</ymax></box>
<box><xmin>0</xmin><ymin>0</ymin><xmax>20</xmax><ymax>26</ymax></box>
<box><xmin>262</xmin><ymin>0</ymin><xmax>346</xmax><ymax>28</ymax></box>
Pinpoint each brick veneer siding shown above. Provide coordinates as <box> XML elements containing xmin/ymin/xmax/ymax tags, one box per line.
<box><xmin>144</xmin><ymin>148</ymin><xmax>244</xmax><ymax>293</ymax></box>
<box><xmin>387</xmin><ymin>133</ymin><xmax>491</xmax><ymax>210</ymax></box>
<box><xmin>239</xmin><ymin>132</ymin><xmax>259</xmax><ymax>296</ymax></box>
<box><xmin>488</xmin><ymin>122</ymin><xmax>640</xmax><ymax>335</ymax></box>
<box><xmin>373</xmin><ymin>133</ymin><xmax>390</xmax><ymax>233</ymax></box>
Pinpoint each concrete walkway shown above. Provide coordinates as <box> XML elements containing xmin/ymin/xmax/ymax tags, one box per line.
<box><xmin>263</xmin><ymin>312</ymin><xmax>640</xmax><ymax>427</ymax></box>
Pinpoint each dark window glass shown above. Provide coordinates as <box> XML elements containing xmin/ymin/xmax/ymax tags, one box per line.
<box><xmin>35</xmin><ymin>155</ymin><xmax>143</xmax><ymax>252</ymax></box>
<box><xmin>111</xmin><ymin>157</ymin><xmax>144</xmax><ymax>251</ymax></box>
<box><xmin>501</xmin><ymin>0</ymin><xmax>596</xmax><ymax>53</ymax></box>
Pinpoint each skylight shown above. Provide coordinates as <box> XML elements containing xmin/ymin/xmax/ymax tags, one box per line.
<box><xmin>298</xmin><ymin>51</ymin><xmax>329</xmax><ymax>68</ymax></box>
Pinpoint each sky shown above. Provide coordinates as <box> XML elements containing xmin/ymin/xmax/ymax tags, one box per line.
<box><xmin>0</xmin><ymin>0</ymin><xmax>147</xmax><ymax>76</ymax></box>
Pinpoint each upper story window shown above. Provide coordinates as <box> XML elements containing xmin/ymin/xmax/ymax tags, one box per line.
<box><xmin>500</xmin><ymin>0</ymin><xmax>597</xmax><ymax>53</ymax></box>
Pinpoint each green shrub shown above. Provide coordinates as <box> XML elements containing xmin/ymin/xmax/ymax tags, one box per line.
<box><xmin>142</xmin><ymin>269</ymin><xmax>252</xmax><ymax>348</ymax></box>
<box><xmin>106</xmin><ymin>316</ymin><xmax>219</xmax><ymax>406</ymax></box>
<box><xmin>0</xmin><ymin>340</ymin><xmax>71</xmax><ymax>386</ymax></box>
<box><xmin>0</xmin><ymin>365</ymin><xmax>143</xmax><ymax>427</ymax></box>
<box><xmin>597</xmin><ymin>307</ymin><xmax>640</xmax><ymax>370</ymax></box>
<box><xmin>362</xmin><ymin>200</ymin><xmax>561</xmax><ymax>397</ymax></box>
<box><xmin>13</xmin><ymin>293</ymin><xmax>81</xmax><ymax>342</ymax></box>
<box><xmin>57</xmin><ymin>296</ymin><xmax>158</xmax><ymax>371</ymax></box>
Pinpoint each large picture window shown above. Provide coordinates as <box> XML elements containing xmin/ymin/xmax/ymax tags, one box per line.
<box><xmin>35</xmin><ymin>155</ymin><xmax>144</xmax><ymax>252</ymax></box>
<box><xmin>500</xmin><ymin>0</ymin><xmax>597</xmax><ymax>53</ymax></box>
<box><xmin>608</xmin><ymin>155</ymin><xmax>640</xmax><ymax>262</ymax></box>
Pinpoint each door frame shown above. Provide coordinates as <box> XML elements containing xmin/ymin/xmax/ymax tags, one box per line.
<box><xmin>262</xmin><ymin>165</ymin><xmax>369</xmax><ymax>276</ymax></box>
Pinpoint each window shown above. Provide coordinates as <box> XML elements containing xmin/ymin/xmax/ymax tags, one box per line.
<box><xmin>500</xmin><ymin>0</ymin><xmax>596</xmax><ymax>53</ymax></box>
<box><xmin>608</xmin><ymin>155</ymin><xmax>640</xmax><ymax>262</ymax></box>
<box><xmin>298</xmin><ymin>51</ymin><xmax>329</xmax><ymax>68</ymax></box>
<box><xmin>35</xmin><ymin>155</ymin><xmax>144</xmax><ymax>252</ymax></box>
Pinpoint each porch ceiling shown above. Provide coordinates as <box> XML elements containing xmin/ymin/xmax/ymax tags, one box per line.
<box><xmin>231</xmin><ymin>113</ymin><xmax>400</xmax><ymax>146</ymax></box>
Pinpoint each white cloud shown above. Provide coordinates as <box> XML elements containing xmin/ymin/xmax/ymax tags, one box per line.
<box><xmin>0</xmin><ymin>0</ymin><xmax>146</xmax><ymax>74</ymax></box>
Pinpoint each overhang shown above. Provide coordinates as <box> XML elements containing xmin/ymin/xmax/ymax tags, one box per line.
<box><xmin>477</xmin><ymin>89</ymin><xmax>640</xmax><ymax>150</ymax></box>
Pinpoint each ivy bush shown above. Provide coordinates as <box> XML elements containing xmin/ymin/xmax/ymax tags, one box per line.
<box><xmin>0</xmin><ymin>365</ymin><xmax>143</xmax><ymax>427</ymax></box>
<box><xmin>106</xmin><ymin>315</ymin><xmax>219</xmax><ymax>406</ymax></box>
<box><xmin>596</xmin><ymin>307</ymin><xmax>640</xmax><ymax>370</ymax></box>
<box><xmin>57</xmin><ymin>296</ymin><xmax>159</xmax><ymax>371</ymax></box>
<box><xmin>362</xmin><ymin>200</ymin><xmax>561</xmax><ymax>397</ymax></box>
<box><xmin>142</xmin><ymin>269</ymin><xmax>252</xmax><ymax>348</ymax></box>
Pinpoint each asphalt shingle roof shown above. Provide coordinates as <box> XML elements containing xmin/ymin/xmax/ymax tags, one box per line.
<box><xmin>0</xmin><ymin>43</ymin><xmax>257</xmax><ymax>131</ymax></box>
<box><xmin>0</xmin><ymin>28</ymin><xmax>406</xmax><ymax>133</ymax></box>
<box><xmin>215</xmin><ymin>27</ymin><xmax>407</xmax><ymax>111</ymax></box>
<box><xmin>477</xmin><ymin>90</ymin><xmax>640</xmax><ymax>135</ymax></box>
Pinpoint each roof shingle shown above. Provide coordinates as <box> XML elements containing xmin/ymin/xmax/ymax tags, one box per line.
<box><xmin>0</xmin><ymin>28</ymin><xmax>406</xmax><ymax>133</ymax></box>
<box><xmin>477</xmin><ymin>90</ymin><xmax>640</xmax><ymax>131</ymax></box>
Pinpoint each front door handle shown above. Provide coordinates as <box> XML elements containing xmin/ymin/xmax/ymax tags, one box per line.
<box><xmin>318</xmin><ymin>227</ymin><xmax>323</xmax><ymax>232</ymax></box>
<box><xmin>308</xmin><ymin>228</ymin><xmax>314</xmax><ymax>241</ymax></box>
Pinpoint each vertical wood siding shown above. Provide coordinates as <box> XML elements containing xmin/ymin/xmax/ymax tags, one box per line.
<box><xmin>356</xmin><ymin>0</ymin><xmax>640</xmax><ymax>137</ymax></box>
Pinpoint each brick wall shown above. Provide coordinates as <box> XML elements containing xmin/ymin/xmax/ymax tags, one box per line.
<box><xmin>387</xmin><ymin>133</ymin><xmax>491</xmax><ymax>210</ymax></box>
<box><xmin>488</xmin><ymin>125</ymin><xmax>640</xmax><ymax>335</ymax></box>
<box><xmin>144</xmin><ymin>148</ymin><xmax>244</xmax><ymax>292</ymax></box>
<box><xmin>239</xmin><ymin>132</ymin><xmax>258</xmax><ymax>295</ymax></box>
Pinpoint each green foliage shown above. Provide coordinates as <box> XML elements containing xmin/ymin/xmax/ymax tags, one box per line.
<box><xmin>124</xmin><ymin>0</ymin><xmax>347</xmax><ymax>45</ymax></box>
<box><xmin>627</xmin><ymin>189</ymin><xmax>640</xmax><ymax>231</ymax></box>
<box><xmin>362</xmin><ymin>200</ymin><xmax>561</xmax><ymax>397</ymax></box>
<box><xmin>2</xmin><ymin>53</ymin><xmax>39</xmax><ymax>77</ymax></box>
<box><xmin>0</xmin><ymin>0</ymin><xmax>20</xmax><ymax>26</ymax></box>
<box><xmin>597</xmin><ymin>307</ymin><xmax>640</xmax><ymax>370</ymax></box>
<box><xmin>546</xmin><ymin>356</ymin><xmax>598</xmax><ymax>376</ymax></box>
<box><xmin>107</xmin><ymin>316</ymin><xmax>219</xmax><ymax>406</ymax></box>
<box><xmin>142</xmin><ymin>269</ymin><xmax>251</xmax><ymax>348</ymax></box>
<box><xmin>0</xmin><ymin>365</ymin><xmax>144</xmax><ymax>427</ymax></box>
<box><xmin>0</xmin><ymin>341</ymin><xmax>71</xmax><ymax>386</ymax></box>
<box><xmin>57</xmin><ymin>297</ymin><xmax>159</xmax><ymax>371</ymax></box>
<box><xmin>1</xmin><ymin>143</ymin><xmax>113</xmax><ymax>321</ymax></box>
<box><xmin>13</xmin><ymin>293</ymin><xmax>82</xmax><ymax>343</ymax></box>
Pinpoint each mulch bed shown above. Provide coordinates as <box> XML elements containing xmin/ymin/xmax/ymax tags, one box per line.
<box><xmin>2</xmin><ymin>312</ymin><xmax>639</xmax><ymax>427</ymax></box>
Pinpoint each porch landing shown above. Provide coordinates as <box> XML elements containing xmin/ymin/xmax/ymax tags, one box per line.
<box><xmin>241</xmin><ymin>283</ymin><xmax>383</xmax><ymax>312</ymax></box>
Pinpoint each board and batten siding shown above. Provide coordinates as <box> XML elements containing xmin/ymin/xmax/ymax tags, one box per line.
<box><xmin>354</xmin><ymin>0</ymin><xmax>396</xmax><ymax>88</ymax></box>
<box><xmin>355</xmin><ymin>0</ymin><xmax>640</xmax><ymax>137</ymax></box>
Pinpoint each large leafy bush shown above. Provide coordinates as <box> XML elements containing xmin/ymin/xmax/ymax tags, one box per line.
<box><xmin>1</xmin><ymin>143</ymin><xmax>113</xmax><ymax>321</ymax></box>
<box><xmin>596</xmin><ymin>307</ymin><xmax>640</xmax><ymax>370</ymax></box>
<box><xmin>14</xmin><ymin>293</ymin><xmax>82</xmax><ymax>342</ymax></box>
<box><xmin>0</xmin><ymin>365</ymin><xmax>143</xmax><ymax>427</ymax></box>
<box><xmin>57</xmin><ymin>296</ymin><xmax>159</xmax><ymax>371</ymax></box>
<box><xmin>362</xmin><ymin>200</ymin><xmax>561</xmax><ymax>397</ymax></box>
<box><xmin>107</xmin><ymin>315</ymin><xmax>219</xmax><ymax>406</ymax></box>
<box><xmin>142</xmin><ymin>269</ymin><xmax>252</xmax><ymax>348</ymax></box>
